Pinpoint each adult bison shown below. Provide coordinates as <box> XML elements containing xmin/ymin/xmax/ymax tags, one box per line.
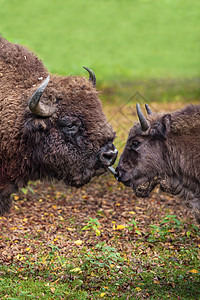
<box><xmin>116</xmin><ymin>103</ymin><xmax>200</xmax><ymax>223</ymax></box>
<box><xmin>0</xmin><ymin>36</ymin><xmax>117</xmax><ymax>215</ymax></box>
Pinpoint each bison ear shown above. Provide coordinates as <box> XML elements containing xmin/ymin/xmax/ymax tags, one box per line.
<box><xmin>25</xmin><ymin>118</ymin><xmax>51</xmax><ymax>133</ymax></box>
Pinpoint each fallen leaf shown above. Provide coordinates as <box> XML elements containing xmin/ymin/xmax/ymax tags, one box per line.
<box><xmin>66</xmin><ymin>227</ymin><xmax>74</xmax><ymax>231</ymax></box>
<box><xmin>189</xmin><ymin>269</ymin><xmax>198</xmax><ymax>274</ymax></box>
<box><xmin>70</xmin><ymin>267</ymin><xmax>82</xmax><ymax>274</ymax></box>
<box><xmin>115</xmin><ymin>225</ymin><xmax>126</xmax><ymax>230</ymax></box>
<box><xmin>74</xmin><ymin>240</ymin><xmax>83</xmax><ymax>246</ymax></box>
<box><xmin>100</xmin><ymin>293</ymin><xmax>106</xmax><ymax>297</ymax></box>
<box><xmin>95</xmin><ymin>229</ymin><xmax>101</xmax><ymax>236</ymax></box>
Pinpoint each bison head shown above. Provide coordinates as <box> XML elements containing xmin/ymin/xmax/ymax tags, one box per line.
<box><xmin>21</xmin><ymin>68</ymin><xmax>117</xmax><ymax>188</ymax></box>
<box><xmin>116</xmin><ymin>103</ymin><xmax>171</xmax><ymax>197</ymax></box>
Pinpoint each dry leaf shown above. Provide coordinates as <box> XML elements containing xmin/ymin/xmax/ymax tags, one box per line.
<box><xmin>100</xmin><ymin>293</ymin><xmax>106</xmax><ymax>297</ymax></box>
<box><xmin>74</xmin><ymin>240</ymin><xmax>83</xmax><ymax>246</ymax></box>
<box><xmin>70</xmin><ymin>267</ymin><xmax>82</xmax><ymax>273</ymax></box>
<box><xmin>116</xmin><ymin>225</ymin><xmax>126</xmax><ymax>230</ymax></box>
<box><xmin>135</xmin><ymin>287</ymin><xmax>142</xmax><ymax>292</ymax></box>
<box><xmin>189</xmin><ymin>269</ymin><xmax>198</xmax><ymax>274</ymax></box>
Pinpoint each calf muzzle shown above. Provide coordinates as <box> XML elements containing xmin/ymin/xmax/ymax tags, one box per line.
<box><xmin>115</xmin><ymin>167</ymin><xmax>131</xmax><ymax>186</ymax></box>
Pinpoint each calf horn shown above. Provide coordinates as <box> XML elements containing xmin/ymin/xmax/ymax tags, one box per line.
<box><xmin>145</xmin><ymin>103</ymin><xmax>153</xmax><ymax>115</ymax></box>
<box><xmin>28</xmin><ymin>76</ymin><xmax>56</xmax><ymax>117</ymax></box>
<box><xmin>136</xmin><ymin>103</ymin><xmax>149</xmax><ymax>131</ymax></box>
<box><xmin>83</xmin><ymin>66</ymin><xmax>96</xmax><ymax>87</ymax></box>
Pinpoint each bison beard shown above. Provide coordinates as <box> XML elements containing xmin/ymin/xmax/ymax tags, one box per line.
<box><xmin>116</xmin><ymin>103</ymin><xmax>200</xmax><ymax>223</ymax></box>
<box><xmin>0</xmin><ymin>36</ymin><xmax>117</xmax><ymax>215</ymax></box>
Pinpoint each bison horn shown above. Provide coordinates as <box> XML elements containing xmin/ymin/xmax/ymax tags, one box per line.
<box><xmin>145</xmin><ymin>104</ymin><xmax>153</xmax><ymax>115</ymax></box>
<box><xmin>83</xmin><ymin>66</ymin><xmax>96</xmax><ymax>87</ymax></box>
<box><xmin>28</xmin><ymin>76</ymin><xmax>55</xmax><ymax>117</ymax></box>
<box><xmin>136</xmin><ymin>103</ymin><xmax>149</xmax><ymax>131</ymax></box>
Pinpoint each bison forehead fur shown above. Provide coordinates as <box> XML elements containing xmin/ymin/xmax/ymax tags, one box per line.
<box><xmin>117</xmin><ymin>104</ymin><xmax>200</xmax><ymax>223</ymax></box>
<box><xmin>0</xmin><ymin>36</ymin><xmax>116</xmax><ymax>215</ymax></box>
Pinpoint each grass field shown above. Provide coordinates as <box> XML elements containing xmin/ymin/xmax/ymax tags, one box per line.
<box><xmin>0</xmin><ymin>0</ymin><xmax>199</xmax><ymax>82</ymax></box>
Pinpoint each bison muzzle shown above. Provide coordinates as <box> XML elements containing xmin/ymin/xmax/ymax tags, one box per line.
<box><xmin>0</xmin><ymin>36</ymin><xmax>118</xmax><ymax>215</ymax></box>
<box><xmin>116</xmin><ymin>103</ymin><xmax>200</xmax><ymax>223</ymax></box>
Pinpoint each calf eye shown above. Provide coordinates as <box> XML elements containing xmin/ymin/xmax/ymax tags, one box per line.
<box><xmin>130</xmin><ymin>140</ymin><xmax>141</xmax><ymax>150</ymax></box>
<box><xmin>66</xmin><ymin>123</ymin><xmax>76</xmax><ymax>130</ymax></box>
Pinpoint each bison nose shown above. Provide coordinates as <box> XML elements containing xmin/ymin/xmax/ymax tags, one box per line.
<box><xmin>99</xmin><ymin>144</ymin><xmax>118</xmax><ymax>167</ymax></box>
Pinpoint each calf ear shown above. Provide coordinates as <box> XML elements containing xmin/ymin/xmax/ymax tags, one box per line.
<box><xmin>162</xmin><ymin>114</ymin><xmax>171</xmax><ymax>131</ymax></box>
<box><xmin>160</xmin><ymin>114</ymin><xmax>171</xmax><ymax>137</ymax></box>
<box><xmin>152</xmin><ymin>114</ymin><xmax>171</xmax><ymax>139</ymax></box>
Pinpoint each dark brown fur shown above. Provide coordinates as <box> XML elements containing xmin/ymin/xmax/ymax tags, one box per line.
<box><xmin>117</xmin><ymin>105</ymin><xmax>200</xmax><ymax>223</ymax></box>
<box><xmin>0</xmin><ymin>37</ymin><xmax>116</xmax><ymax>215</ymax></box>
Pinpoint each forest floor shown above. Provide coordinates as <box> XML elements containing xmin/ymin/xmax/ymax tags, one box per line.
<box><xmin>0</xmin><ymin>174</ymin><xmax>199</xmax><ymax>299</ymax></box>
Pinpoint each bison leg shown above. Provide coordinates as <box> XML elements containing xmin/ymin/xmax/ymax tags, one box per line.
<box><xmin>0</xmin><ymin>183</ymin><xmax>17</xmax><ymax>215</ymax></box>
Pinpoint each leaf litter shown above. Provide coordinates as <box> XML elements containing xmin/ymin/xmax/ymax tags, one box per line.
<box><xmin>0</xmin><ymin>173</ymin><xmax>199</xmax><ymax>299</ymax></box>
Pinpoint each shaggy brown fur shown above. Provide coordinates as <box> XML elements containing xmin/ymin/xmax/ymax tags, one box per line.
<box><xmin>0</xmin><ymin>36</ymin><xmax>116</xmax><ymax>215</ymax></box>
<box><xmin>117</xmin><ymin>104</ymin><xmax>200</xmax><ymax>223</ymax></box>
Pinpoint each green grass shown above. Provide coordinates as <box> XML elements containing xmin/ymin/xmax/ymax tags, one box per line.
<box><xmin>101</xmin><ymin>78</ymin><xmax>200</xmax><ymax>105</ymax></box>
<box><xmin>0</xmin><ymin>220</ymin><xmax>199</xmax><ymax>299</ymax></box>
<box><xmin>0</xmin><ymin>0</ymin><xmax>199</xmax><ymax>82</ymax></box>
<box><xmin>0</xmin><ymin>213</ymin><xmax>199</xmax><ymax>299</ymax></box>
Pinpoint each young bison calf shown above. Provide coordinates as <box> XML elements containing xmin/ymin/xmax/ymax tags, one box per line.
<box><xmin>116</xmin><ymin>103</ymin><xmax>200</xmax><ymax>223</ymax></box>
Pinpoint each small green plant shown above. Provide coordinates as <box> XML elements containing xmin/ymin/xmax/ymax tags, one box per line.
<box><xmin>127</xmin><ymin>218</ymin><xmax>142</xmax><ymax>235</ymax></box>
<box><xmin>148</xmin><ymin>214</ymin><xmax>183</xmax><ymax>242</ymax></box>
<box><xmin>186</xmin><ymin>223</ymin><xmax>200</xmax><ymax>237</ymax></box>
<box><xmin>82</xmin><ymin>242</ymin><xmax>124</xmax><ymax>270</ymax></box>
<box><xmin>20</xmin><ymin>181</ymin><xmax>35</xmax><ymax>195</ymax></box>
<box><xmin>160</xmin><ymin>214</ymin><xmax>182</xmax><ymax>228</ymax></box>
<box><xmin>82</xmin><ymin>217</ymin><xmax>101</xmax><ymax>236</ymax></box>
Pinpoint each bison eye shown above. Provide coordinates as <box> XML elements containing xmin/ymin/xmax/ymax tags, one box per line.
<box><xmin>58</xmin><ymin>117</ymin><xmax>81</xmax><ymax>135</ymax></box>
<box><xmin>130</xmin><ymin>140</ymin><xmax>141</xmax><ymax>150</ymax></box>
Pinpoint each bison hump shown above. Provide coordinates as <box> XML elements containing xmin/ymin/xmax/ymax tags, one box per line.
<box><xmin>0</xmin><ymin>36</ymin><xmax>48</xmax><ymax>89</ymax></box>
